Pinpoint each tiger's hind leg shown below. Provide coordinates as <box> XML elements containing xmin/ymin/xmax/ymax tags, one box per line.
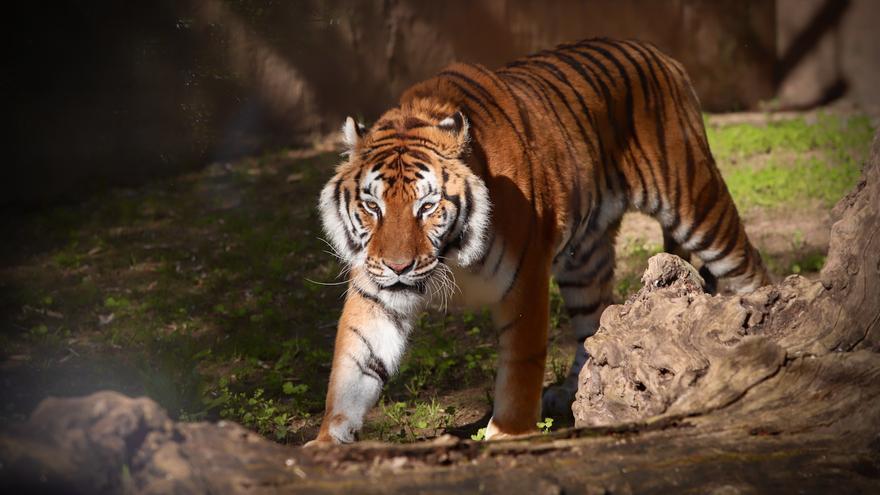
<box><xmin>542</xmin><ymin>223</ymin><xmax>619</xmax><ymax>418</ymax></box>
<box><xmin>662</xmin><ymin>231</ymin><xmax>717</xmax><ymax>294</ymax></box>
<box><xmin>662</xmin><ymin>168</ymin><xmax>770</xmax><ymax>294</ymax></box>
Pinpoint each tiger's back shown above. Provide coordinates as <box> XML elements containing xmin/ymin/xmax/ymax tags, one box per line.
<box><xmin>403</xmin><ymin>38</ymin><xmax>767</xmax><ymax>297</ymax></box>
<box><xmin>309</xmin><ymin>38</ymin><xmax>769</xmax><ymax>445</ymax></box>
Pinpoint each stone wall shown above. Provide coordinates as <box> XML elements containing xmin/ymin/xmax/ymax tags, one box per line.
<box><xmin>5</xmin><ymin>0</ymin><xmax>877</xmax><ymax>205</ymax></box>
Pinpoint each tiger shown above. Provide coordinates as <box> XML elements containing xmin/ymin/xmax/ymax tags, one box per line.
<box><xmin>306</xmin><ymin>37</ymin><xmax>770</xmax><ymax>445</ymax></box>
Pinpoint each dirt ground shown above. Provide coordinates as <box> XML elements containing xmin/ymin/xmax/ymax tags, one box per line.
<box><xmin>0</xmin><ymin>108</ymin><xmax>873</xmax><ymax>445</ymax></box>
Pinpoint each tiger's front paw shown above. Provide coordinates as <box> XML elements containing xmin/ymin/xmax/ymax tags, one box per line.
<box><xmin>484</xmin><ymin>417</ymin><xmax>535</xmax><ymax>441</ymax></box>
<box><xmin>305</xmin><ymin>413</ymin><xmax>359</xmax><ymax>447</ymax></box>
<box><xmin>303</xmin><ymin>438</ymin><xmax>335</xmax><ymax>448</ymax></box>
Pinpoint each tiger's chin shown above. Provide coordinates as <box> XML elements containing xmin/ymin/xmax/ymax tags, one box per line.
<box><xmin>370</xmin><ymin>269</ymin><xmax>456</xmax><ymax>314</ymax></box>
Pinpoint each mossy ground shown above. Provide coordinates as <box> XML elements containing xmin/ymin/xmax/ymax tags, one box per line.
<box><xmin>1</xmin><ymin>111</ymin><xmax>873</xmax><ymax>444</ymax></box>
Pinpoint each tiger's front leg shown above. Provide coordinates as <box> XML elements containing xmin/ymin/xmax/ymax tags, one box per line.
<box><xmin>306</xmin><ymin>283</ymin><xmax>411</xmax><ymax>446</ymax></box>
<box><xmin>486</xmin><ymin>258</ymin><xmax>551</xmax><ymax>440</ymax></box>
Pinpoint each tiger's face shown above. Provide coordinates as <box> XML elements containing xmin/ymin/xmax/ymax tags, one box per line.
<box><xmin>319</xmin><ymin>99</ymin><xmax>491</xmax><ymax>305</ymax></box>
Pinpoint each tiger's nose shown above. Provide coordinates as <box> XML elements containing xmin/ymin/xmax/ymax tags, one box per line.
<box><xmin>383</xmin><ymin>259</ymin><xmax>414</xmax><ymax>275</ymax></box>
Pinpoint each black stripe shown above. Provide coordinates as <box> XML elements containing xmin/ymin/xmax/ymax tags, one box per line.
<box><xmin>474</xmin><ymin>229</ymin><xmax>496</xmax><ymax>266</ymax></box>
<box><xmin>623</xmin><ymin>41</ymin><xmax>671</xmax><ymax>208</ymax></box>
<box><xmin>469</xmin><ymin>64</ymin><xmax>539</xmax><ymax>207</ymax></box>
<box><xmin>352</xmin><ymin>285</ymin><xmax>406</xmax><ymax>335</ymax></box>
<box><xmin>348</xmin><ymin>326</ymin><xmax>390</xmax><ymax>383</ymax></box>
<box><xmin>457</xmin><ymin>180</ymin><xmax>476</xmax><ymax>253</ymax></box>
<box><xmin>561</xmin><ymin>45</ymin><xmax>647</xmax><ymax>208</ymax></box>
<box><xmin>500</xmin><ymin>241</ymin><xmax>529</xmax><ymax>300</ymax></box>
<box><xmin>557</xmin><ymin>279</ymin><xmax>593</xmax><ymax>289</ymax></box>
<box><xmin>683</xmin><ymin>177</ymin><xmax>721</xmax><ymax>243</ymax></box>
<box><xmin>589</xmin><ymin>40</ymin><xmax>663</xmax><ymax>215</ymax></box>
<box><xmin>367</xmin><ymin>357</ymin><xmax>390</xmax><ymax>384</ymax></box>
<box><xmin>406</xmin><ymin>141</ymin><xmax>457</xmax><ymax>161</ymax></box>
<box><xmin>348</xmin><ymin>353</ymin><xmax>383</xmax><ymax>384</ymax></box>
<box><xmin>560</xmin><ymin>47</ymin><xmax>629</xmax><ymax>200</ymax></box>
<box><xmin>510</xmin><ymin>61</ymin><xmax>596</xmax><ymax>165</ymax></box>
<box><xmin>703</xmin><ymin>218</ymin><xmax>742</xmax><ymax>263</ymax></box>
<box><xmin>639</xmin><ymin>44</ymin><xmax>695</xmax><ymax>223</ymax></box>
<box><xmin>334</xmin><ymin>180</ymin><xmax>359</xmax><ymax>253</ymax></box>
<box><xmin>568</xmin><ymin>299</ymin><xmax>605</xmax><ymax>317</ymax></box>
<box><xmin>580</xmin><ymin>250</ymin><xmax>613</xmax><ymax>282</ymax></box>
<box><xmin>559</xmin><ymin>190</ymin><xmax>595</xmax><ymax>267</ymax></box>
<box><xmin>496</xmin><ymin>320</ymin><xmax>516</xmax><ymax>335</ymax></box>
<box><xmin>489</xmin><ymin>237</ymin><xmax>506</xmax><ymax>276</ymax></box>
<box><xmin>547</xmin><ymin>51</ymin><xmax>611</xmax><ymax>205</ymax></box>
<box><xmin>690</xmin><ymin>199</ymin><xmax>733</xmax><ymax>253</ymax></box>
<box><xmin>720</xmin><ymin>251</ymin><xmax>751</xmax><ymax>278</ymax></box>
<box><xmin>501</xmin><ymin>71</ymin><xmax>577</xmax><ymax>201</ymax></box>
<box><xmin>443</xmin><ymin>79</ymin><xmax>498</xmax><ymax>125</ymax></box>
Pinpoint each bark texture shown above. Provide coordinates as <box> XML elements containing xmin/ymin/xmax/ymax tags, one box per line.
<box><xmin>2</xmin><ymin>132</ymin><xmax>880</xmax><ymax>493</ymax></box>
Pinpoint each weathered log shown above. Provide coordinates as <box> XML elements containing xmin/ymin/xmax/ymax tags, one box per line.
<box><xmin>2</xmin><ymin>132</ymin><xmax>879</xmax><ymax>493</ymax></box>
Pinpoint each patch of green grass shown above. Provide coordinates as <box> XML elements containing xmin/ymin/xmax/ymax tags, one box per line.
<box><xmin>722</xmin><ymin>155</ymin><xmax>861</xmax><ymax>210</ymax></box>
<box><xmin>206</xmin><ymin>379</ymin><xmax>310</xmax><ymax>441</ymax></box>
<box><xmin>789</xmin><ymin>251</ymin><xmax>826</xmax><ymax>275</ymax></box>
<box><xmin>708</xmin><ymin>113</ymin><xmax>874</xmax><ymax>211</ymax></box>
<box><xmin>2</xmin><ymin>150</ymin><xmax>344</xmax><ymax>440</ymax></box>
<box><xmin>375</xmin><ymin>398</ymin><xmax>456</xmax><ymax>442</ymax></box>
<box><xmin>706</xmin><ymin>113</ymin><xmax>874</xmax><ymax>163</ymax></box>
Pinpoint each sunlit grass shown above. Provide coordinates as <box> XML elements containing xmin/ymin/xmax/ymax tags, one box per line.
<box><xmin>706</xmin><ymin>114</ymin><xmax>873</xmax><ymax>212</ymax></box>
<box><xmin>722</xmin><ymin>155</ymin><xmax>862</xmax><ymax>210</ymax></box>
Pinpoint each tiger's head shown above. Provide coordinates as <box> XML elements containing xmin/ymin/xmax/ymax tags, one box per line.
<box><xmin>319</xmin><ymin>99</ymin><xmax>491</xmax><ymax>306</ymax></box>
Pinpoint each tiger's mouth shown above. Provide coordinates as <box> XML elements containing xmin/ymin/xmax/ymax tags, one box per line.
<box><xmin>380</xmin><ymin>280</ymin><xmax>428</xmax><ymax>294</ymax></box>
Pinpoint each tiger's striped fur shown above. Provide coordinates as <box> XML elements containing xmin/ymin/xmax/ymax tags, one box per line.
<box><xmin>308</xmin><ymin>38</ymin><xmax>769</xmax><ymax>445</ymax></box>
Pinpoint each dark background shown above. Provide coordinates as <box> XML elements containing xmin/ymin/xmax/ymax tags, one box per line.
<box><xmin>4</xmin><ymin>0</ymin><xmax>878</xmax><ymax>206</ymax></box>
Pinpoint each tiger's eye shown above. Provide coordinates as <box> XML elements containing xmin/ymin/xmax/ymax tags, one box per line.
<box><xmin>421</xmin><ymin>202</ymin><xmax>435</xmax><ymax>213</ymax></box>
<box><xmin>364</xmin><ymin>201</ymin><xmax>379</xmax><ymax>212</ymax></box>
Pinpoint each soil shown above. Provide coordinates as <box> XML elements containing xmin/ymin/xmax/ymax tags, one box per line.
<box><xmin>0</xmin><ymin>109</ymin><xmax>871</xmax><ymax>447</ymax></box>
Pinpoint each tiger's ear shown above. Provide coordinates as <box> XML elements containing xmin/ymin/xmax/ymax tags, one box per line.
<box><xmin>438</xmin><ymin>111</ymin><xmax>470</xmax><ymax>156</ymax></box>
<box><xmin>438</xmin><ymin>111</ymin><xmax>468</xmax><ymax>135</ymax></box>
<box><xmin>342</xmin><ymin>116</ymin><xmax>365</xmax><ymax>154</ymax></box>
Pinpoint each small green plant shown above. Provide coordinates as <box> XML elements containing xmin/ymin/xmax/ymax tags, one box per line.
<box><xmin>471</xmin><ymin>427</ymin><xmax>487</xmax><ymax>441</ymax></box>
<box><xmin>790</xmin><ymin>229</ymin><xmax>805</xmax><ymax>251</ymax></box>
<box><xmin>549</xmin><ymin>355</ymin><xmax>569</xmax><ymax>386</ymax></box>
<box><xmin>537</xmin><ymin>417</ymin><xmax>554</xmax><ymax>434</ymax></box>
<box><xmin>104</xmin><ymin>296</ymin><xmax>131</xmax><ymax>310</ymax></box>
<box><xmin>204</xmin><ymin>377</ymin><xmax>312</xmax><ymax>442</ymax></box>
<box><xmin>378</xmin><ymin>398</ymin><xmax>455</xmax><ymax>442</ymax></box>
<box><xmin>790</xmin><ymin>252</ymin><xmax>826</xmax><ymax>274</ymax></box>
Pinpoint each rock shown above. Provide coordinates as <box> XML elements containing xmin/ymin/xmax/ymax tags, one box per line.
<box><xmin>0</xmin><ymin>392</ymin><xmax>170</xmax><ymax>494</ymax></box>
<box><xmin>573</xmin><ymin>131</ymin><xmax>880</xmax><ymax>429</ymax></box>
<box><xmin>0</xmin><ymin>391</ymin><xmax>300</xmax><ymax>494</ymax></box>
